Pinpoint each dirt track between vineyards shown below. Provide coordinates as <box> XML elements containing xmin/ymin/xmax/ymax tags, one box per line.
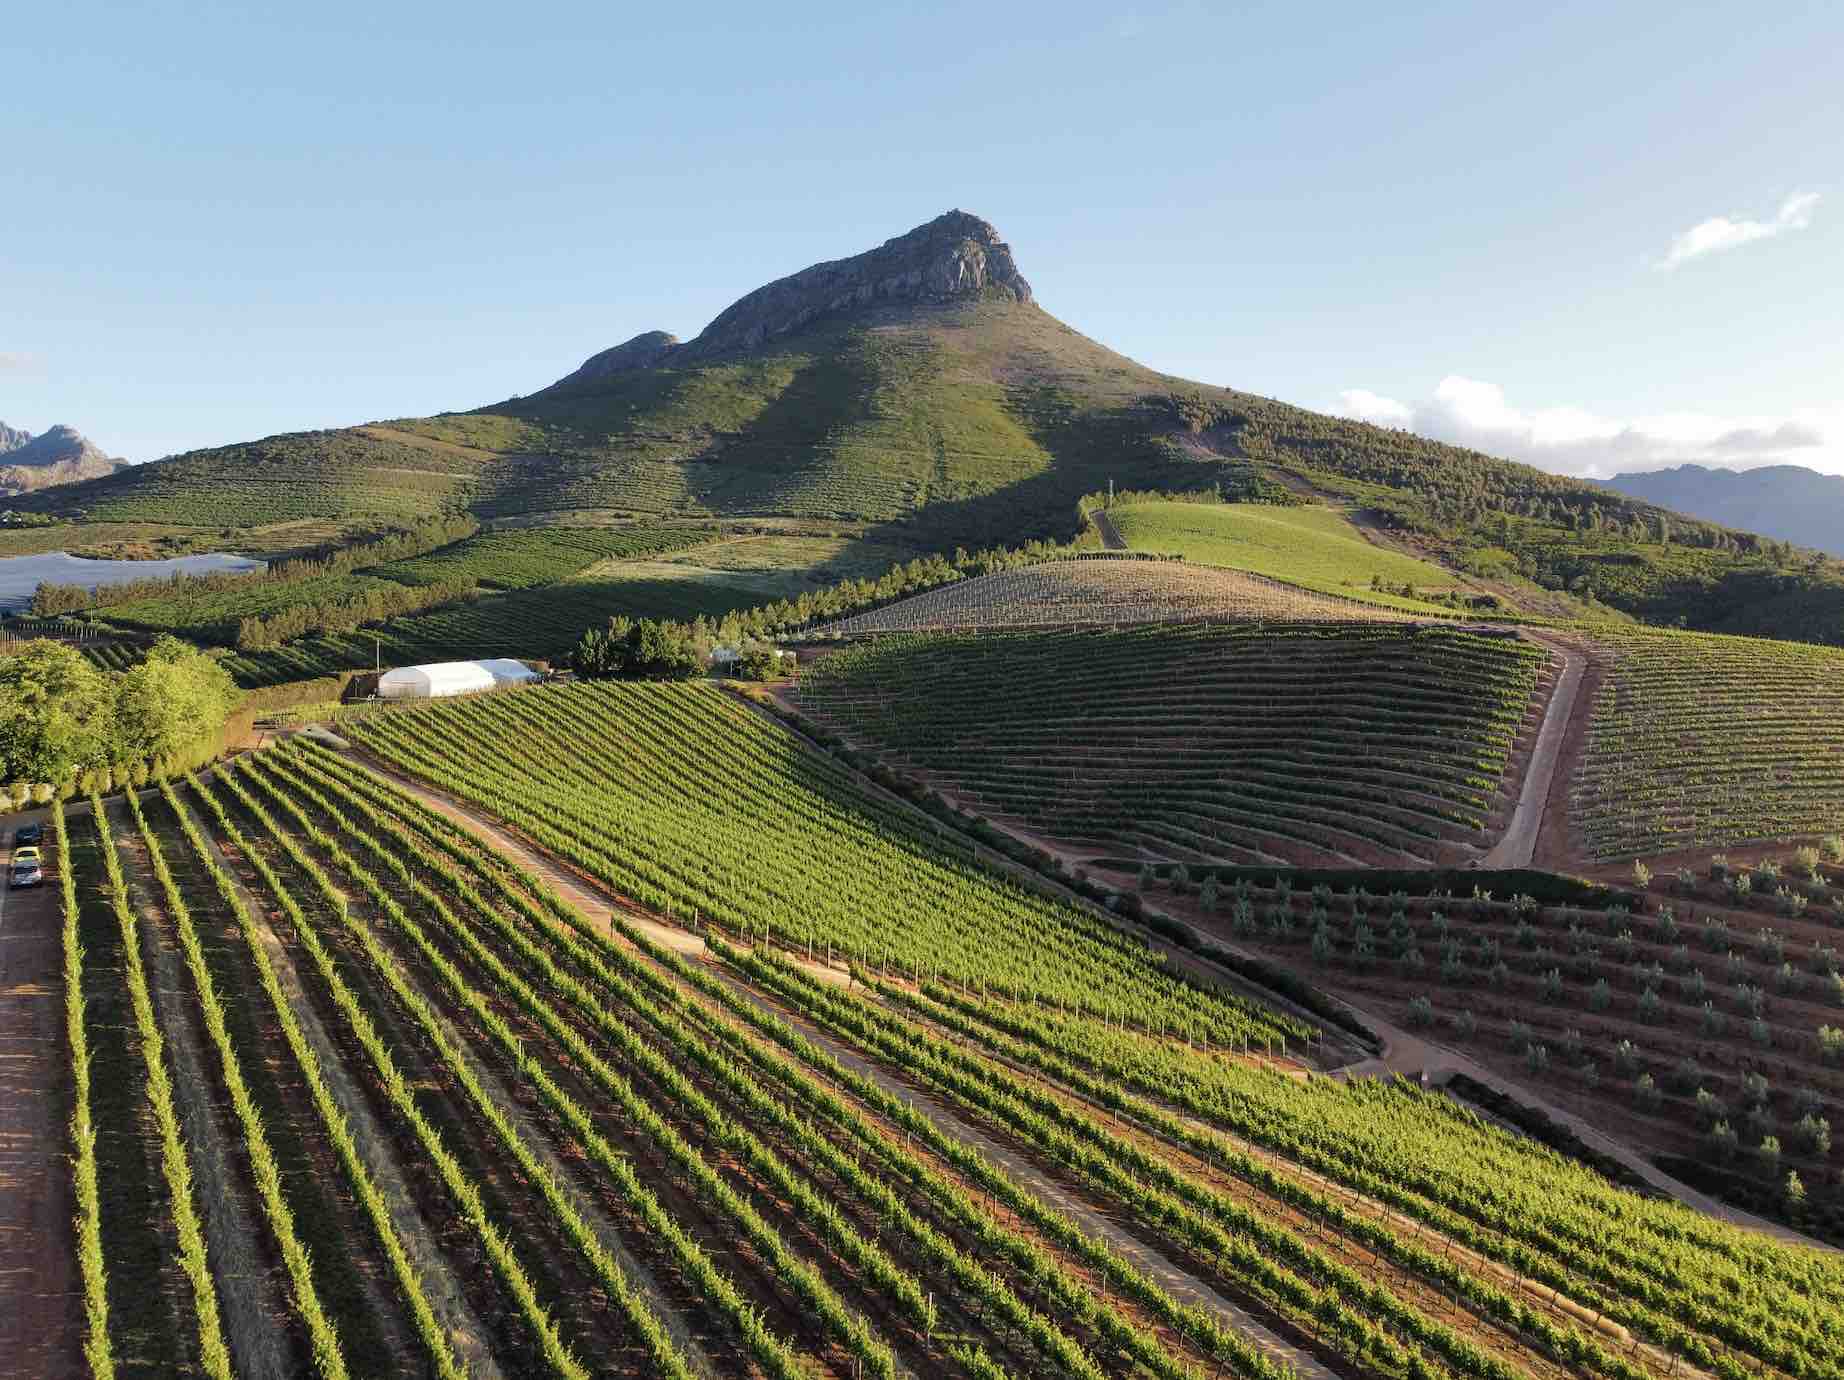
<box><xmin>1481</xmin><ymin>637</ymin><xmax>1585</xmax><ymax>869</ymax></box>
<box><xmin>1089</xmin><ymin>508</ymin><xmax>1129</xmax><ymax>550</ymax></box>
<box><xmin>0</xmin><ymin>837</ymin><xmax>81</xmax><ymax>1380</ymax></box>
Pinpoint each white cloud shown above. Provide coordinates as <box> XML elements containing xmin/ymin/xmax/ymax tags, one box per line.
<box><xmin>1657</xmin><ymin>191</ymin><xmax>1820</xmax><ymax>270</ymax></box>
<box><xmin>1335</xmin><ymin>375</ymin><xmax>1844</xmax><ymax>478</ymax></box>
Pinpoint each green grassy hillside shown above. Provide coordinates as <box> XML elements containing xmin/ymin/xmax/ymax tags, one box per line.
<box><xmin>1105</xmin><ymin>501</ymin><xmax>1459</xmax><ymax>614</ymax></box>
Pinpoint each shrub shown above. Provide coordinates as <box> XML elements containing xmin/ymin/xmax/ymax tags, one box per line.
<box><xmin>1635</xmin><ymin>1073</ymin><xmax>1662</xmax><ymax>1110</ymax></box>
<box><xmin>1560</xmin><ymin>1027</ymin><xmax>1584</xmax><ymax>1063</ymax></box>
<box><xmin>1636</xmin><ymin>987</ymin><xmax>1662</xmax><ymax>1023</ymax></box>
<box><xmin>1823</xmin><ymin>835</ymin><xmax>1844</xmax><ymax>864</ymax></box>
<box><xmin>1706</xmin><ymin>1119</ymin><xmax>1738</xmax><ymax>1162</ymax></box>
<box><xmin>1817</xmin><ymin>1025</ymin><xmax>1844</xmax><ymax>1064</ymax></box>
<box><xmin>1796</xmin><ymin>845</ymin><xmax>1823</xmax><ymax>880</ymax></box>
<box><xmin>1676</xmin><ymin>867</ymin><xmax>1697</xmax><ymax>892</ymax></box>
<box><xmin>1669</xmin><ymin>1056</ymin><xmax>1704</xmax><ymax>1094</ymax></box>
<box><xmin>1448</xmin><ymin>1008</ymin><xmax>1477</xmax><ymax>1040</ymax></box>
<box><xmin>1311</xmin><ymin>927</ymin><xmax>1333</xmax><ymax>965</ymax></box>
<box><xmin>1710</xmin><ymin>854</ymin><xmax>1731</xmax><ymax>881</ymax></box>
<box><xmin>1614</xmin><ymin>1039</ymin><xmax>1641</xmax><ymax>1075</ymax></box>
<box><xmin>1406</xmin><ymin>996</ymin><xmax>1434</xmax><ymax>1027</ymax></box>
<box><xmin>1750</xmin><ymin>1017</ymin><xmax>1773</xmax><ymax>1048</ymax></box>
<box><xmin>1757</xmin><ymin>1136</ymin><xmax>1782</xmax><ymax>1176</ymax></box>
<box><xmin>1794</xmin><ymin>1114</ymin><xmax>1832</xmax><ymax>1156</ymax></box>
<box><xmin>1632</xmin><ymin>860</ymin><xmax>1652</xmax><ymax>889</ymax></box>
<box><xmin>1542</xmin><ymin>967</ymin><xmax>1564</xmax><ymax>1001</ymax></box>
<box><xmin>1784</xmin><ymin>1170</ymin><xmax>1807</xmax><ymax>1212</ymax></box>
<box><xmin>1699</xmin><ymin>1003</ymin><xmax>1725</xmax><ymax>1037</ymax></box>
<box><xmin>1525</xmin><ymin>1044</ymin><xmax>1549</xmax><ymax>1074</ymax></box>
<box><xmin>1508</xmin><ymin>1020</ymin><xmax>1534</xmax><ymax>1052</ymax></box>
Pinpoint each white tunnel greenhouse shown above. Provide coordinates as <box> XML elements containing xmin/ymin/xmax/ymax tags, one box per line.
<box><xmin>375</xmin><ymin>658</ymin><xmax>542</xmax><ymax>700</ymax></box>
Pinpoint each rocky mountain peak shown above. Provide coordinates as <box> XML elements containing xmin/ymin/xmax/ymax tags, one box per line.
<box><xmin>547</xmin><ymin>330</ymin><xmax>682</xmax><ymax>391</ymax></box>
<box><xmin>541</xmin><ymin>211</ymin><xmax>1034</xmax><ymax>392</ymax></box>
<box><xmin>0</xmin><ymin>422</ymin><xmax>128</xmax><ymax>496</ymax></box>
<box><xmin>686</xmin><ymin>209</ymin><xmax>1032</xmax><ymax>357</ymax></box>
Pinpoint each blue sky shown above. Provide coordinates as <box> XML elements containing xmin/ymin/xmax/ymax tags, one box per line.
<box><xmin>4</xmin><ymin>0</ymin><xmax>1840</xmax><ymax>475</ymax></box>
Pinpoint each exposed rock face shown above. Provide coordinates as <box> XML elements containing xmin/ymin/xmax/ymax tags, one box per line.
<box><xmin>0</xmin><ymin>423</ymin><xmax>129</xmax><ymax>495</ymax></box>
<box><xmin>543</xmin><ymin>210</ymin><xmax>1034</xmax><ymax>390</ymax></box>
<box><xmin>687</xmin><ymin>210</ymin><xmax>1032</xmax><ymax>358</ymax></box>
<box><xmin>548</xmin><ymin>330</ymin><xmax>682</xmax><ymax>391</ymax></box>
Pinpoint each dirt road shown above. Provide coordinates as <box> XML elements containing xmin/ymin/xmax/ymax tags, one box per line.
<box><xmin>1089</xmin><ymin>507</ymin><xmax>1128</xmax><ymax>550</ymax></box>
<box><xmin>0</xmin><ymin>832</ymin><xmax>81</xmax><ymax>1380</ymax></box>
<box><xmin>1335</xmin><ymin>1005</ymin><xmax>1839</xmax><ymax>1252</ymax></box>
<box><xmin>1481</xmin><ymin>640</ymin><xmax>1584</xmax><ymax>869</ymax></box>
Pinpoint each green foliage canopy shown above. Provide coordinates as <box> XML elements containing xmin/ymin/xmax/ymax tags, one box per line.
<box><xmin>0</xmin><ymin>635</ymin><xmax>240</xmax><ymax>781</ymax></box>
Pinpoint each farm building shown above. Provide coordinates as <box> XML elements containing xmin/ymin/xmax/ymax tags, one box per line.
<box><xmin>375</xmin><ymin>658</ymin><xmax>541</xmax><ymax>700</ymax></box>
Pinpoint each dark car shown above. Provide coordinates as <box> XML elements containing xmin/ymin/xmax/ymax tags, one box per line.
<box><xmin>14</xmin><ymin>822</ymin><xmax>43</xmax><ymax>848</ymax></box>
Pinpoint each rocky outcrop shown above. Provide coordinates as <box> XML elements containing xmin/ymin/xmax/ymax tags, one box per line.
<box><xmin>546</xmin><ymin>330</ymin><xmax>682</xmax><ymax>391</ymax></box>
<box><xmin>0</xmin><ymin>423</ymin><xmax>128</xmax><ymax>495</ymax></box>
<box><xmin>545</xmin><ymin>211</ymin><xmax>1035</xmax><ymax>390</ymax></box>
<box><xmin>686</xmin><ymin>210</ymin><xmax>1032</xmax><ymax>358</ymax></box>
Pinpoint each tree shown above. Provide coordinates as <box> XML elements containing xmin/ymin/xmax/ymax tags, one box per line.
<box><xmin>0</xmin><ymin>640</ymin><xmax>114</xmax><ymax>781</ymax></box>
<box><xmin>112</xmin><ymin>637</ymin><xmax>240</xmax><ymax>766</ymax></box>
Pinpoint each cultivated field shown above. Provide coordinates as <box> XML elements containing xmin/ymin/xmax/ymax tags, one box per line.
<box><xmin>370</xmin><ymin>525</ymin><xmax>715</xmax><ymax>590</ymax></box>
<box><xmin>1132</xmin><ymin>862</ymin><xmax>1844</xmax><ymax>1241</ymax></box>
<box><xmin>1104</xmin><ymin>502</ymin><xmax>1460</xmax><ymax>614</ymax></box>
<box><xmin>25</xmin><ymin>680</ymin><xmax>1844</xmax><ymax>1379</ymax></box>
<box><xmin>1570</xmin><ymin>627</ymin><xmax>1844</xmax><ymax>860</ymax></box>
<box><xmin>797</xmin><ymin>624</ymin><xmax>1547</xmax><ymax>865</ymax></box>
<box><xmin>811</xmin><ymin>559</ymin><xmax>1417</xmax><ymax>636</ymax></box>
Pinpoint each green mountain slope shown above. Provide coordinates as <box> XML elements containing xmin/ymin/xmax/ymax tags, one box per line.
<box><xmin>25</xmin><ymin>210</ymin><xmax>1844</xmax><ymax>643</ymax></box>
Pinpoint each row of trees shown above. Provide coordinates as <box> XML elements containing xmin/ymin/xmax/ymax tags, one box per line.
<box><xmin>0</xmin><ymin>638</ymin><xmax>240</xmax><ymax>783</ymax></box>
<box><xmin>565</xmin><ymin>535</ymin><xmax>1137</xmax><ymax>682</ymax></box>
<box><xmin>233</xmin><ymin>578</ymin><xmax>474</xmax><ymax>650</ymax></box>
<box><xmin>29</xmin><ymin>512</ymin><xmax>480</xmax><ymax>618</ymax></box>
<box><xmin>570</xmin><ymin>617</ymin><xmax>785</xmax><ymax>681</ymax></box>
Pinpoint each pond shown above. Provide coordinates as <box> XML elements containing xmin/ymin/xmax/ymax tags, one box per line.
<box><xmin>0</xmin><ymin>550</ymin><xmax>265</xmax><ymax>614</ymax></box>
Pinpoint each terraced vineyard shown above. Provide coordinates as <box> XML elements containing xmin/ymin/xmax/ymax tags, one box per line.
<box><xmin>797</xmin><ymin>624</ymin><xmax>1548</xmax><ymax>865</ymax></box>
<box><xmin>811</xmin><ymin>558</ymin><xmax>1422</xmax><ymax>635</ymax></box>
<box><xmin>1571</xmin><ymin>627</ymin><xmax>1844</xmax><ymax>859</ymax></box>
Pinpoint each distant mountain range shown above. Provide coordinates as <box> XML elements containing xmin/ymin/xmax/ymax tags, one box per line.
<box><xmin>0</xmin><ymin>423</ymin><xmax>128</xmax><ymax>496</ymax></box>
<box><xmin>1606</xmin><ymin>465</ymin><xmax>1844</xmax><ymax>558</ymax></box>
